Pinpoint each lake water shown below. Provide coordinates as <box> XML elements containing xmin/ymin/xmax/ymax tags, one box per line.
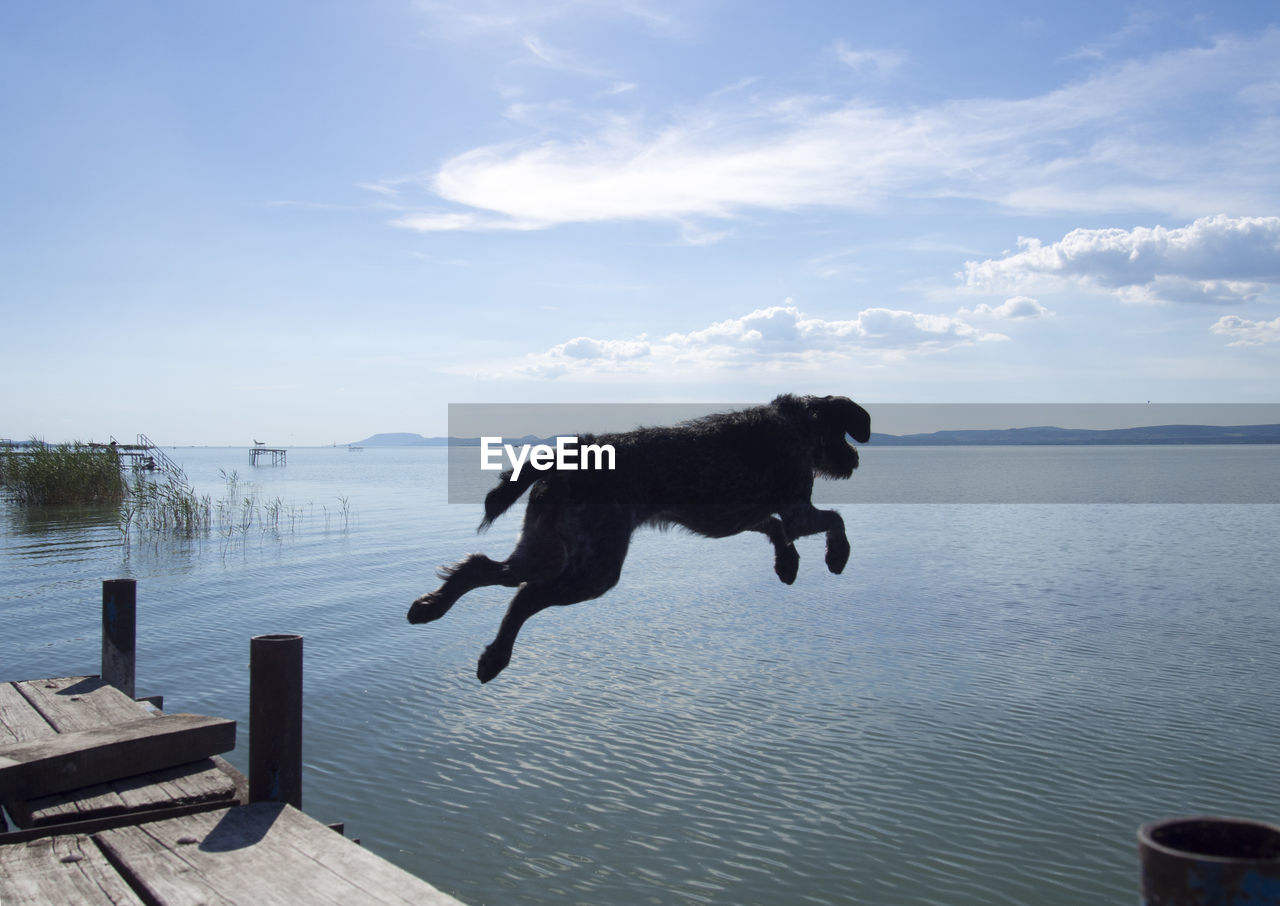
<box><xmin>3</xmin><ymin>446</ymin><xmax>1279</xmax><ymax>905</ymax></box>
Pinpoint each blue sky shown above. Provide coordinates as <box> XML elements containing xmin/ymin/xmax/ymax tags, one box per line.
<box><xmin>3</xmin><ymin>1</ymin><xmax>1279</xmax><ymax>445</ymax></box>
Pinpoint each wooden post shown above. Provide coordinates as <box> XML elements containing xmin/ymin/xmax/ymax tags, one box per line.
<box><xmin>101</xmin><ymin>579</ymin><xmax>137</xmax><ymax>698</ymax></box>
<box><xmin>1139</xmin><ymin>816</ymin><xmax>1280</xmax><ymax>905</ymax></box>
<box><xmin>249</xmin><ymin>633</ymin><xmax>303</xmax><ymax>808</ymax></box>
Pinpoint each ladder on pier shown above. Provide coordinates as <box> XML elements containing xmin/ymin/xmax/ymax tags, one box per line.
<box><xmin>105</xmin><ymin>435</ymin><xmax>184</xmax><ymax>478</ymax></box>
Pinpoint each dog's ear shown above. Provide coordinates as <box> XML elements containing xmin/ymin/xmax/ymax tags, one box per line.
<box><xmin>808</xmin><ymin>396</ymin><xmax>871</xmax><ymax>444</ymax></box>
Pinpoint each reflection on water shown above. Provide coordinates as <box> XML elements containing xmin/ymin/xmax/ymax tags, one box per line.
<box><xmin>3</xmin><ymin>500</ymin><xmax>121</xmax><ymax>537</ymax></box>
<box><xmin>3</xmin><ymin>446</ymin><xmax>1280</xmax><ymax>905</ymax></box>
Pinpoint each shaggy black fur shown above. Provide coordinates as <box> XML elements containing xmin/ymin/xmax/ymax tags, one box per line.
<box><xmin>408</xmin><ymin>394</ymin><xmax>871</xmax><ymax>683</ymax></box>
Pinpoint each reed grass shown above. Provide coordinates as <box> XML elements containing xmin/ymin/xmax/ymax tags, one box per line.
<box><xmin>119</xmin><ymin>470</ymin><xmax>212</xmax><ymax>539</ymax></box>
<box><xmin>122</xmin><ymin>468</ymin><xmax>319</xmax><ymax>545</ymax></box>
<box><xmin>1</xmin><ymin>441</ymin><xmax>355</xmax><ymax>549</ymax></box>
<box><xmin>0</xmin><ymin>440</ymin><xmax>125</xmax><ymax>506</ymax></box>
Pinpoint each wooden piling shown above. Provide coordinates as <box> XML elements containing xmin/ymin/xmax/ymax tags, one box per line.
<box><xmin>101</xmin><ymin>579</ymin><xmax>136</xmax><ymax>699</ymax></box>
<box><xmin>249</xmin><ymin>634</ymin><xmax>303</xmax><ymax>809</ymax></box>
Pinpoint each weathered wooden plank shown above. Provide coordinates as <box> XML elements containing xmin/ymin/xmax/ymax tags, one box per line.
<box><xmin>0</xmin><ymin>714</ymin><xmax>236</xmax><ymax>801</ymax></box>
<box><xmin>0</xmin><ymin>684</ymin><xmax>55</xmax><ymax>747</ymax></box>
<box><xmin>5</xmin><ymin>678</ymin><xmax>137</xmax><ymax>819</ymax></box>
<box><xmin>95</xmin><ymin>803</ymin><xmax>467</xmax><ymax>905</ymax></box>
<box><xmin>0</xmin><ymin>833</ymin><xmax>144</xmax><ymax>905</ymax></box>
<box><xmin>5</xmin><ymin>783</ymin><xmax>121</xmax><ymax>829</ymax></box>
<box><xmin>3</xmin><ymin>678</ymin><xmax>241</xmax><ymax>829</ymax></box>
<box><xmin>0</xmin><ymin>684</ymin><xmax>64</xmax><ymax>825</ymax></box>
<box><xmin>12</xmin><ymin>677</ymin><xmax>145</xmax><ymax>733</ymax></box>
<box><xmin>17</xmin><ymin>757</ymin><xmax>239</xmax><ymax>827</ymax></box>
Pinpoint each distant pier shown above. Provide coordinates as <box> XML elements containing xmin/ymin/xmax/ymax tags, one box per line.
<box><xmin>91</xmin><ymin>435</ymin><xmax>181</xmax><ymax>475</ymax></box>
<box><xmin>250</xmin><ymin>445</ymin><xmax>287</xmax><ymax>466</ymax></box>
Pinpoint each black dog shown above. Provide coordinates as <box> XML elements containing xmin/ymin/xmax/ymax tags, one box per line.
<box><xmin>408</xmin><ymin>394</ymin><xmax>870</xmax><ymax>682</ymax></box>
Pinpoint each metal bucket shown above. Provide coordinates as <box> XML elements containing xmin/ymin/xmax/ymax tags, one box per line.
<box><xmin>1139</xmin><ymin>816</ymin><xmax>1280</xmax><ymax>905</ymax></box>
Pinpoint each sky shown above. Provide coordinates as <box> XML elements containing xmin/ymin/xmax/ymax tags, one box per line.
<box><xmin>2</xmin><ymin>0</ymin><xmax>1279</xmax><ymax>445</ymax></box>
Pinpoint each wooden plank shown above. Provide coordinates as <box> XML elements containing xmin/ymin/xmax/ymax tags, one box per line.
<box><xmin>12</xmin><ymin>677</ymin><xmax>146</xmax><ymax>733</ymax></box>
<box><xmin>0</xmin><ymin>714</ymin><xmax>236</xmax><ymax>801</ymax></box>
<box><xmin>0</xmin><ymin>684</ymin><xmax>55</xmax><ymax>746</ymax></box>
<box><xmin>0</xmin><ymin>833</ymin><xmax>145</xmax><ymax>905</ymax></box>
<box><xmin>18</xmin><ymin>757</ymin><xmax>239</xmax><ymax>828</ymax></box>
<box><xmin>0</xmin><ymin>800</ymin><xmax>231</xmax><ymax>845</ymax></box>
<box><xmin>95</xmin><ymin>803</ymin><xmax>468</xmax><ymax>905</ymax></box>
<box><xmin>8</xmin><ymin>679</ymin><xmax>141</xmax><ymax>816</ymax></box>
<box><xmin>3</xmin><ymin>678</ymin><xmax>240</xmax><ymax>829</ymax></box>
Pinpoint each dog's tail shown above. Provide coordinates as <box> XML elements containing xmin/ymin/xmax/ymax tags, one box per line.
<box><xmin>479</xmin><ymin>468</ymin><xmax>537</xmax><ymax>531</ymax></box>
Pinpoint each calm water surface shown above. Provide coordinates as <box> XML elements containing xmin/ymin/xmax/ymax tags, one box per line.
<box><xmin>3</xmin><ymin>446</ymin><xmax>1279</xmax><ymax>905</ymax></box>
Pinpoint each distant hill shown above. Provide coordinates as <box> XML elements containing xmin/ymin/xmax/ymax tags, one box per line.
<box><xmin>347</xmin><ymin>433</ymin><xmax>446</xmax><ymax>446</ymax></box>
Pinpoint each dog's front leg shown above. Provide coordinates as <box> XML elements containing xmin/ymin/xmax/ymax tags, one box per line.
<box><xmin>779</xmin><ymin>504</ymin><xmax>850</xmax><ymax>574</ymax></box>
<box><xmin>752</xmin><ymin>517</ymin><xmax>799</xmax><ymax>584</ymax></box>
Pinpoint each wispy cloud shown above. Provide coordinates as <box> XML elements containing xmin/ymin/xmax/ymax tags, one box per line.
<box><xmin>415</xmin><ymin>0</ymin><xmax>680</xmax><ymax>40</ymax></box>
<box><xmin>394</xmin><ymin>30</ymin><xmax>1280</xmax><ymax>235</ymax></box>
<box><xmin>1210</xmin><ymin>314</ymin><xmax>1280</xmax><ymax>346</ymax></box>
<box><xmin>1061</xmin><ymin>9</ymin><xmax>1161</xmax><ymax>62</ymax></box>
<box><xmin>832</xmin><ymin>41</ymin><xmax>906</xmax><ymax>77</ymax></box>
<box><xmin>961</xmin><ymin>215</ymin><xmax>1280</xmax><ymax>305</ymax></box>
<box><xmin>467</xmin><ymin>302</ymin><xmax>1009</xmax><ymax>381</ymax></box>
<box><xmin>518</xmin><ymin>34</ymin><xmax>613</xmax><ymax>79</ymax></box>
<box><xmin>958</xmin><ymin>296</ymin><xmax>1053</xmax><ymax>320</ymax></box>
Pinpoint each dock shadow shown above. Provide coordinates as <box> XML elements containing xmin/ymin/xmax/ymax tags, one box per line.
<box><xmin>198</xmin><ymin>802</ymin><xmax>284</xmax><ymax>852</ymax></box>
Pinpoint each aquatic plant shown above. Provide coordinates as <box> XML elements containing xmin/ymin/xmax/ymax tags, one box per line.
<box><xmin>0</xmin><ymin>440</ymin><xmax>126</xmax><ymax>506</ymax></box>
<box><xmin>119</xmin><ymin>469</ymin><xmax>212</xmax><ymax>540</ymax></box>
<box><xmin>117</xmin><ymin>465</ymin><xmax>353</xmax><ymax>553</ymax></box>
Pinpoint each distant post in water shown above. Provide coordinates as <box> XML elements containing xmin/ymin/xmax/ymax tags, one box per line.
<box><xmin>101</xmin><ymin>578</ymin><xmax>137</xmax><ymax>699</ymax></box>
<box><xmin>250</xmin><ymin>633</ymin><xmax>303</xmax><ymax>809</ymax></box>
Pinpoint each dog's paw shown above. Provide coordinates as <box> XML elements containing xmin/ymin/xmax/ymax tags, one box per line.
<box><xmin>825</xmin><ymin>536</ymin><xmax>850</xmax><ymax>574</ymax></box>
<box><xmin>407</xmin><ymin>592</ymin><xmax>453</xmax><ymax>624</ymax></box>
<box><xmin>476</xmin><ymin>645</ymin><xmax>511</xmax><ymax>684</ymax></box>
<box><xmin>774</xmin><ymin>545</ymin><xmax>799</xmax><ymax>585</ymax></box>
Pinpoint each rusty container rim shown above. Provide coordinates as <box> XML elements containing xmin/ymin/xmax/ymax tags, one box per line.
<box><xmin>1139</xmin><ymin>815</ymin><xmax>1280</xmax><ymax>864</ymax></box>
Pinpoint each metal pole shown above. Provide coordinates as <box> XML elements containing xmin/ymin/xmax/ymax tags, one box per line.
<box><xmin>249</xmin><ymin>633</ymin><xmax>303</xmax><ymax>808</ymax></box>
<box><xmin>101</xmin><ymin>579</ymin><xmax>137</xmax><ymax>698</ymax></box>
<box><xmin>1139</xmin><ymin>815</ymin><xmax>1280</xmax><ymax>905</ymax></box>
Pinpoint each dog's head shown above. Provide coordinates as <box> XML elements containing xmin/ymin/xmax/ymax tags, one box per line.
<box><xmin>802</xmin><ymin>395</ymin><xmax>870</xmax><ymax>479</ymax></box>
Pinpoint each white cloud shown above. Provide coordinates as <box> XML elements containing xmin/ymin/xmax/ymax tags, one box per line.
<box><xmin>395</xmin><ymin>30</ymin><xmax>1280</xmax><ymax>234</ymax></box>
<box><xmin>390</xmin><ymin>211</ymin><xmax>545</xmax><ymax>231</ymax></box>
<box><xmin>416</xmin><ymin>0</ymin><xmax>679</xmax><ymax>40</ymax></box>
<box><xmin>958</xmin><ymin>296</ymin><xmax>1053</xmax><ymax>319</ymax></box>
<box><xmin>1210</xmin><ymin>314</ymin><xmax>1280</xmax><ymax>346</ymax></box>
<box><xmin>661</xmin><ymin>304</ymin><xmax>1004</xmax><ymax>354</ymax></box>
<box><xmin>518</xmin><ymin>34</ymin><xmax>613</xmax><ymax>79</ymax></box>
<box><xmin>961</xmin><ymin>215</ymin><xmax>1280</xmax><ymax>305</ymax></box>
<box><xmin>833</xmin><ymin>42</ymin><xmax>906</xmax><ymax>76</ymax></box>
<box><xmin>553</xmin><ymin>336</ymin><xmax>651</xmax><ymax>359</ymax></box>
<box><xmin>490</xmin><ymin>302</ymin><xmax>1007</xmax><ymax>380</ymax></box>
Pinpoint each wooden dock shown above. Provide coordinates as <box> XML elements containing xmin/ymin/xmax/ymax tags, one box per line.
<box><xmin>0</xmin><ymin>581</ymin><xmax>464</xmax><ymax>905</ymax></box>
<box><xmin>90</xmin><ymin>434</ymin><xmax>183</xmax><ymax>475</ymax></box>
<box><xmin>249</xmin><ymin>446</ymin><xmax>286</xmax><ymax>465</ymax></box>
<box><xmin>2</xmin><ymin>801</ymin><xmax>462</xmax><ymax>905</ymax></box>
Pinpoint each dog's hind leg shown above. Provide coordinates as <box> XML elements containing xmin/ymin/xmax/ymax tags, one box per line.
<box><xmin>475</xmin><ymin>583</ymin><xmax>557</xmax><ymax>683</ymax></box>
<box><xmin>408</xmin><ymin>506</ymin><xmax>567</xmax><ymax>625</ymax></box>
<box><xmin>752</xmin><ymin>516</ymin><xmax>799</xmax><ymax>585</ymax></box>
<box><xmin>409</xmin><ymin>554</ymin><xmax>509</xmax><ymax>624</ymax></box>
<box><xmin>476</xmin><ymin>507</ymin><xmax>632</xmax><ymax>683</ymax></box>
<box><xmin>778</xmin><ymin>504</ymin><xmax>850</xmax><ymax>575</ymax></box>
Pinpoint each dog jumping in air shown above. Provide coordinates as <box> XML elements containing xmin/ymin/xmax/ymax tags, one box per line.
<box><xmin>408</xmin><ymin>394</ymin><xmax>871</xmax><ymax>683</ymax></box>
